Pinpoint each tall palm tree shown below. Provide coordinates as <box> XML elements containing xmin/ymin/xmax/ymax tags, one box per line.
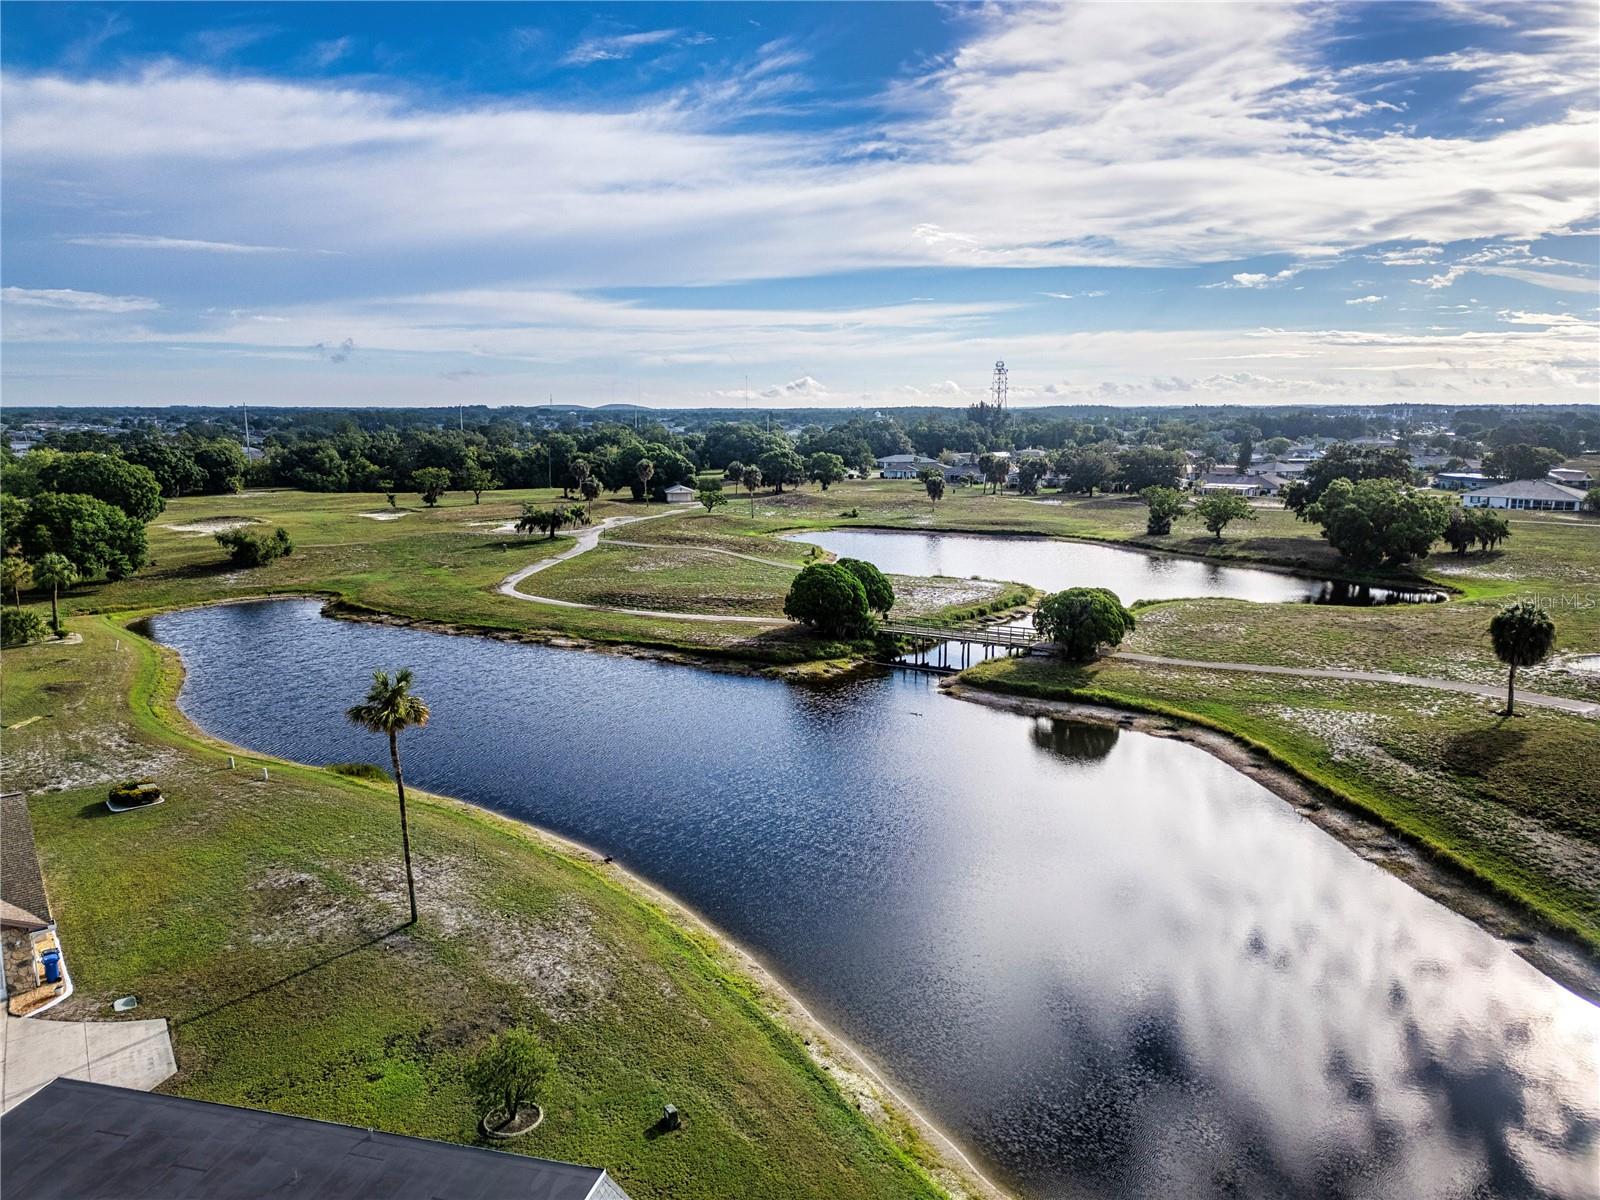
<box><xmin>1488</xmin><ymin>602</ymin><xmax>1556</xmax><ymax>716</ymax></box>
<box><xmin>2</xmin><ymin>555</ymin><xmax>33</xmax><ymax>606</ymax></box>
<box><xmin>32</xmin><ymin>554</ymin><xmax>77</xmax><ymax>636</ymax></box>
<box><xmin>635</xmin><ymin>458</ymin><xmax>654</xmax><ymax>502</ymax></box>
<box><xmin>741</xmin><ymin>465</ymin><xmax>763</xmax><ymax>516</ymax></box>
<box><xmin>346</xmin><ymin>668</ymin><xmax>431</xmax><ymax>924</ymax></box>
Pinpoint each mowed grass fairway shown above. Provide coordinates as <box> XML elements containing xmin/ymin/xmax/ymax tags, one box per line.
<box><xmin>0</xmin><ymin>622</ymin><xmax>954</xmax><ymax>1200</ymax></box>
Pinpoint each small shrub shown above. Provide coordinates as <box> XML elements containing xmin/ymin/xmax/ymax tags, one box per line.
<box><xmin>1</xmin><ymin>607</ymin><xmax>49</xmax><ymax>647</ymax></box>
<box><xmin>108</xmin><ymin>780</ymin><xmax>162</xmax><ymax>807</ymax></box>
<box><xmin>216</xmin><ymin>527</ymin><xmax>293</xmax><ymax>568</ymax></box>
<box><xmin>839</xmin><ymin>508</ymin><xmax>861</xmax><ymax>518</ymax></box>
<box><xmin>328</xmin><ymin>762</ymin><xmax>392</xmax><ymax>782</ymax></box>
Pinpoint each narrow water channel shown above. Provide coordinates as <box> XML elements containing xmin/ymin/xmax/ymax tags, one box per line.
<box><xmin>789</xmin><ymin>529</ymin><xmax>1441</xmax><ymax>605</ymax></box>
<box><xmin>149</xmin><ymin>600</ymin><xmax>1597</xmax><ymax>1200</ymax></box>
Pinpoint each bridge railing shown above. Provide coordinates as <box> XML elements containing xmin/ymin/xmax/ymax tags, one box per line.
<box><xmin>880</xmin><ymin>621</ymin><xmax>1041</xmax><ymax>647</ymax></box>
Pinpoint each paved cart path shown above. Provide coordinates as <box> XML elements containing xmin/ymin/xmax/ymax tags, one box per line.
<box><xmin>496</xmin><ymin>510</ymin><xmax>788</xmax><ymax>625</ymax></box>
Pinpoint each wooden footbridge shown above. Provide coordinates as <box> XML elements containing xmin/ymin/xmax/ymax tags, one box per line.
<box><xmin>879</xmin><ymin>620</ymin><xmax>1042</xmax><ymax>672</ymax></box>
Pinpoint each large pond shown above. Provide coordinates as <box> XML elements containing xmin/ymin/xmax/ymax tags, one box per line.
<box><xmin>789</xmin><ymin>529</ymin><xmax>1438</xmax><ymax>605</ymax></box>
<box><xmin>149</xmin><ymin>600</ymin><xmax>1597</xmax><ymax>1200</ymax></box>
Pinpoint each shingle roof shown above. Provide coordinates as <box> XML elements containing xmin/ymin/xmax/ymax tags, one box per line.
<box><xmin>1469</xmin><ymin>479</ymin><xmax>1586</xmax><ymax>501</ymax></box>
<box><xmin>0</xmin><ymin>793</ymin><xmax>51</xmax><ymax>926</ymax></box>
<box><xmin>2</xmin><ymin>1079</ymin><xmax>618</xmax><ymax>1200</ymax></box>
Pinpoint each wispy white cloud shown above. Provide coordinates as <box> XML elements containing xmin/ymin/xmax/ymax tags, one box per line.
<box><xmin>563</xmin><ymin>28</ymin><xmax>682</xmax><ymax>67</ymax></box>
<box><xmin>2</xmin><ymin>286</ymin><xmax>159</xmax><ymax>313</ymax></box>
<box><xmin>1041</xmin><ymin>290</ymin><xmax>1106</xmax><ymax>300</ymax></box>
<box><xmin>1345</xmin><ymin>294</ymin><xmax>1385</xmax><ymax>305</ymax></box>
<box><xmin>62</xmin><ymin>233</ymin><xmax>326</xmax><ymax>254</ymax></box>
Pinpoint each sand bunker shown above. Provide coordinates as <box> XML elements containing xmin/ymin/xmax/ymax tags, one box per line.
<box><xmin>162</xmin><ymin>517</ymin><xmax>260</xmax><ymax>535</ymax></box>
<box><xmin>360</xmin><ymin>510</ymin><xmax>409</xmax><ymax>521</ymax></box>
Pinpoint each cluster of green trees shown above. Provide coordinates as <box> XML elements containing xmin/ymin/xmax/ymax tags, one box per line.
<box><xmin>1137</xmin><ymin>486</ymin><xmax>1257</xmax><ymax>541</ymax></box>
<box><xmin>782</xmin><ymin>558</ymin><xmax>895</xmax><ymax>638</ymax></box>
<box><xmin>1443</xmin><ymin>508</ymin><xmax>1510</xmax><ymax>556</ymax></box>
<box><xmin>2</xmin><ymin>450</ymin><xmax>165</xmax><ymax>639</ymax></box>
<box><xmin>1033</xmin><ymin>587</ymin><xmax>1137</xmax><ymax>662</ymax></box>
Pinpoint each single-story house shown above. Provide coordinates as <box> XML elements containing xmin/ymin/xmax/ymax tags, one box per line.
<box><xmin>1</xmin><ymin>1078</ymin><xmax>633</xmax><ymax>1199</ymax></box>
<box><xmin>1197</xmin><ymin>472</ymin><xmax>1282</xmax><ymax>497</ymax></box>
<box><xmin>1462</xmin><ymin>479</ymin><xmax>1588</xmax><ymax>512</ymax></box>
<box><xmin>875</xmin><ymin>454</ymin><xmax>943</xmax><ymax>480</ymax></box>
<box><xmin>943</xmin><ymin>461</ymin><xmax>985</xmax><ymax>484</ymax></box>
<box><xmin>1435</xmin><ymin>471</ymin><xmax>1492</xmax><ymax>491</ymax></box>
<box><xmin>662</xmin><ymin>482</ymin><xmax>697</xmax><ymax>504</ymax></box>
<box><xmin>1548</xmin><ymin>468</ymin><xmax>1593</xmax><ymax>488</ymax></box>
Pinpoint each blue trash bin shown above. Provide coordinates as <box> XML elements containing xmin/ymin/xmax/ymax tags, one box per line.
<box><xmin>41</xmin><ymin>949</ymin><xmax>61</xmax><ymax>984</ymax></box>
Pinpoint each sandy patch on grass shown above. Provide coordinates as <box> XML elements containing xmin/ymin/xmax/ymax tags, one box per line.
<box><xmin>360</xmin><ymin>510</ymin><xmax>408</xmax><ymax>521</ymax></box>
<box><xmin>894</xmin><ymin>576</ymin><xmax>1006</xmax><ymax>616</ymax></box>
<box><xmin>349</xmin><ymin>855</ymin><xmax>617</xmax><ymax>1020</ymax></box>
<box><xmin>162</xmin><ymin>517</ymin><xmax>260</xmax><ymax>535</ymax></box>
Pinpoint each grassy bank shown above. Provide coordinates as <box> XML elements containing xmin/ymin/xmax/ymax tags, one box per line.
<box><xmin>958</xmin><ymin>655</ymin><xmax>1600</xmax><ymax>954</ymax></box>
<box><xmin>0</xmin><ymin>620</ymin><xmax>966</xmax><ymax>1200</ymax></box>
<box><xmin>57</xmin><ymin>486</ymin><xmax>1038</xmax><ymax>664</ymax></box>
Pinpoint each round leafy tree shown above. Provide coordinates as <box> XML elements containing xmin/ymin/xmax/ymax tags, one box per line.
<box><xmin>836</xmin><ymin>558</ymin><xmax>894</xmax><ymax>615</ymax></box>
<box><xmin>1488</xmin><ymin>601</ymin><xmax>1555</xmax><ymax>716</ymax></box>
<box><xmin>1140</xmin><ymin>486</ymin><xmax>1186</xmax><ymax>536</ymax></box>
<box><xmin>783</xmin><ymin>562</ymin><xmax>872</xmax><ymax>638</ymax></box>
<box><xmin>1033</xmin><ymin>587</ymin><xmax>1136</xmax><ymax>662</ymax></box>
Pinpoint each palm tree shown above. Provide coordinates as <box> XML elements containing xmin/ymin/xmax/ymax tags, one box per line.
<box><xmin>32</xmin><ymin>554</ymin><xmax>77</xmax><ymax>636</ymax></box>
<box><xmin>579</xmin><ymin>475</ymin><xmax>601</xmax><ymax>518</ymax></box>
<box><xmin>1488</xmin><ymin>602</ymin><xmax>1556</xmax><ymax>716</ymax></box>
<box><xmin>2</xmin><ymin>555</ymin><xmax>33</xmax><ymax>606</ymax></box>
<box><xmin>635</xmin><ymin>459</ymin><xmax>654</xmax><ymax>502</ymax></box>
<box><xmin>740</xmin><ymin>465</ymin><xmax>763</xmax><ymax>516</ymax></box>
<box><xmin>346</xmin><ymin>669</ymin><xmax>431</xmax><ymax>924</ymax></box>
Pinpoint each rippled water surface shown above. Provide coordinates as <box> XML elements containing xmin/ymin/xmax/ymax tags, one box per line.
<box><xmin>790</xmin><ymin>528</ymin><xmax>1437</xmax><ymax>605</ymax></box>
<box><xmin>150</xmin><ymin>600</ymin><xmax>1597</xmax><ymax>1200</ymax></box>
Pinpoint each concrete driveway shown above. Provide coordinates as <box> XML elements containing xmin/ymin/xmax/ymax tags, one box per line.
<box><xmin>1</xmin><ymin>1015</ymin><xmax>176</xmax><ymax>1113</ymax></box>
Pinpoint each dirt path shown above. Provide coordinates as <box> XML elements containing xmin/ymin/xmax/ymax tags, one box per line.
<box><xmin>495</xmin><ymin>510</ymin><xmax>788</xmax><ymax>625</ymax></box>
<box><xmin>1112</xmin><ymin>652</ymin><xmax>1600</xmax><ymax>718</ymax></box>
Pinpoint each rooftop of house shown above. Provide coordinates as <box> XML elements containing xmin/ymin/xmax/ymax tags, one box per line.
<box><xmin>1</xmin><ymin>1079</ymin><xmax>624</xmax><ymax>1200</ymax></box>
<box><xmin>1468</xmin><ymin>479</ymin><xmax>1588</xmax><ymax>501</ymax></box>
<box><xmin>0</xmin><ymin>794</ymin><xmax>51</xmax><ymax>930</ymax></box>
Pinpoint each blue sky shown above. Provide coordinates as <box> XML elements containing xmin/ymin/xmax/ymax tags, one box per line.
<box><xmin>2</xmin><ymin>1</ymin><xmax>1596</xmax><ymax>408</ymax></box>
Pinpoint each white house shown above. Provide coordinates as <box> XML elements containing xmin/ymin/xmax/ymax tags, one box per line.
<box><xmin>662</xmin><ymin>482</ymin><xmax>697</xmax><ymax>504</ymax></box>
<box><xmin>1548</xmin><ymin>468</ymin><xmax>1593</xmax><ymax>488</ymax></box>
<box><xmin>875</xmin><ymin>453</ymin><xmax>943</xmax><ymax>479</ymax></box>
<box><xmin>1197</xmin><ymin>473</ymin><xmax>1274</xmax><ymax>497</ymax></box>
<box><xmin>1436</xmin><ymin>471</ymin><xmax>1491</xmax><ymax>491</ymax></box>
<box><xmin>1462</xmin><ymin>479</ymin><xmax>1588</xmax><ymax>512</ymax></box>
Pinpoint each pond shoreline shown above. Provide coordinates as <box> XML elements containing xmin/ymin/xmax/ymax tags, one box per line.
<box><xmin>942</xmin><ymin>681</ymin><xmax>1600</xmax><ymax>1005</ymax></box>
<box><xmin>124</xmin><ymin>606</ymin><xmax>1011</xmax><ymax>1200</ymax></box>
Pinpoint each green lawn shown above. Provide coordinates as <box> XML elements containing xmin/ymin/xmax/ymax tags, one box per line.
<box><xmin>960</xmin><ymin>655</ymin><xmax>1600</xmax><ymax>953</ymax></box>
<box><xmin>0</xmin><ymin>620</ymin><xmax>959</xmax><ymax>1200</ymax></box>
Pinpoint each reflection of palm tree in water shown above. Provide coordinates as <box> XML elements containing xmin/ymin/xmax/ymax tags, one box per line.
<box><xmin>1029</xmin><ymin>717</ymin><xmax>1119</xmax><ymax>763</ymax></box>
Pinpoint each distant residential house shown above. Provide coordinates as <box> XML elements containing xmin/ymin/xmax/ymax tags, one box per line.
<box><xmin>1548</xmin><ymin>468</ymin><xmax>1593</xmax><ymax>488</ymax></box>
<box><xmin>1016</xmin><ymin>447</ymin><xmax>1050</xmax><ymax>461</ymax></box>
<box><xmin>1197</xmin><ymin>473</ymin><xmax>1278</xmax><ymax>497</ymax></box>
<box><xmin>875</xmin><ymin>453</ymin><xmax>942</xmax><ymax>479</ymax></box>
<box><xmin>943</xmin><ymin>461</ymin><xmax>985</xmax><ymax>484</ymax></box>
<box><xmin>662</xmin><ymin>482</ymin><xmax>697</xmax><ymax>504</ymax></box>
<box><xmin>1462</xmin><ymin>479</ymin><xmax>1588</xmax><ymax>512</ymax></box>
<box><xmin>1244</xmin><ymin>459</ymin><xmax>1307</xmax><ymax>478</ymax></box>
<box><xmin>1435</xmin><ymin>471</ymin><xmax>1492</xmax><ymax>491</ymax></box>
